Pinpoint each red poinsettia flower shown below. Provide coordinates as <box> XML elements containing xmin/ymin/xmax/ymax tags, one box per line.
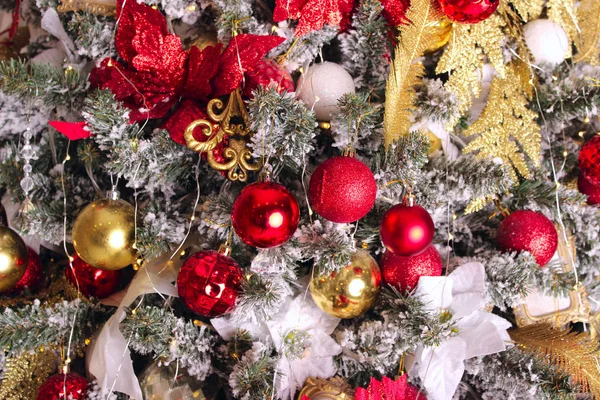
<box><xmin>273</xmin><ymin>0</ymin><xmax>356</xmax><ymax>36</ymax></box>
<box><xmin>379</xmin><ymin>0</ymin><xmax>410</xmax><ymax>26</ymax></box>
<box><xmin>355</xmin><ymin>376</ymin><xmax>427</xmax><ymax>400</ymax></box>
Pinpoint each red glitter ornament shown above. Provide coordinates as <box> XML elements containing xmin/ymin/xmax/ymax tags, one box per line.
<box><xmin>437</xmin><ymin>0</ymin><xmax>499</xmax><ymax>24</ymax></box>
<box><xmin>496</xmin><ymin>210</ymin><xmax>558</xmax><ymax>267</ymax></box>
<box><xmin>579</xmin><ymin>171</ymin><xmax>600</xmax><ymax>205</ymax></box>
<box><xmin>243</xmin><ymin>59</ymin><xmax>295</xmax><ymax>98</ymax></box>
<box><xmin>9</xmin><ymin>247</ymin><xmax>43</xmax><ymax>294</ymax></box>
<box><xmin>36</xmin><ymin>373</ymin><xmax>88</xmax><ymax>400</ymax></box>
<box><xmin>65</xmin><ymin>254</ymin><xmax>125</xmax><ymax>299</ymax></box>
<box><xmin>381</xmin><ymin>245</ymin><xmax>442</xmax><ymax>293</ymax></box>
<box><xmin>380</xmin><ymin>203</ymin><xmax>435</xmax><ymax>256</ymax></box>
<box><xmin>232</xmin><ymin>181</ymin><xmax>300</xmax><ymax>248</ymax></box>
<box><xmin>309</xmin><ymin>155</ymin><xmax>377</xmax><ymax>223</ymax></box>
<box><xmin>177</xmin><ymin>250</ymin><xmax>243</xmax><ymax>317</ymax></box>
<box><xmin>578</xmin><ymin>135</ymin><xmax>600</xmax><ymax>185</ymax></box>
<box><xmin>355</xmin><ymin>375</ymin><xmax>426</xmax><ymax>400</ymax></box>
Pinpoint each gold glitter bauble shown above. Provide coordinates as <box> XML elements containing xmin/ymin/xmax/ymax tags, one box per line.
<box><xmin>424</xmin><ymin>17</ymin><xmax>453</xmax><ymax>54</ymax></box>
<box><xmin>72</xmin><ymin>198</ymin><xmax>137</xmax><ymax>271</ymax></box>
<box><xmin>0</xmin><ymin>226</ymin><xmax>28</xmax><ymax>294</ymax></box>
<box><xmin>309</xmin><ymin>250</ymin><xmax>381</xmax><ymax>319</ymax></box>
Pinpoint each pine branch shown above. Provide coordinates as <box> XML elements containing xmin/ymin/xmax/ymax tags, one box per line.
<box><xmin>229</xmin><ymin>344</ymin><xmax>277</xmax><ymax>400</ymax></box>
<box><xmin>331</xmin><ymin>92</ymin><xmax>383</xmax><ymax>152</ymax></box>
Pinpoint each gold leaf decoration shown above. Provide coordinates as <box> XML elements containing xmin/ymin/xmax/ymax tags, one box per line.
<box><xmin>464</xmin><ymin>194</ymin><xmax>496</xmax><ymax>215</ymax></box>
<box><xmin>382</xmin><ymin>0</ymin><xmax>443</xmax><ymax>148</ymax></box>
<box><xmin>547</xmin><ymin>0</ymin><xmax>579</xmax><ymax>58</ymax></box>
<box><xmin>435</xmin><ymin>15</ymin><xmax>506</xmax><ymax>128</ymax></box>
<box><xmin>508</xmin><ymin>0</ymin><xmax>543</xmax><ymax>22</ymax></box>
<box><xmin>0</xmin><ymin>350</ymin><xmax>56</xmax><ymax>400</ymax></box>
<box><xmin>462</xmin><ymin>61</ymin><xmax>540</xmax><ymax>180</ymax></box>
<box><xmin>510</xmin><ymin>324</ymin><xmax>600</xmax><ymax>398</ymax></box>
<box><xmin>574</xmin><ymin>0</ymin><xmax>600</xmax><ymax>65</ymax></box>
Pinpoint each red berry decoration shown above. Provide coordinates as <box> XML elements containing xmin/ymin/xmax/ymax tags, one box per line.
<box><xmin>177</xmin><ymin>249</ymin><xmax>243</xmax><ymax>317</ymax></box>
<box><xmin>243</xmin><ymin>59</ymin><xmax>295</xmax><ymax>98</ymax></box>
<box><xmin>437</xmin><ymin>0</ymin><xmax>499</xmax><ymax>23</ymax></box>
<box><xmin>496</xmin><ymin>210</ymin><xmax>558</xmax><ymax>267</ymax></box>
<box><xmin>381</xmin><ymin>245</ymin><xmax>442</xmax><ymax>293</ymax></box>
<box><xmin>232</xmin><ymin>181</ymin><xmax>300</xmax><ymax>248</ymax></box>
<box><xmin>309</xmin><ymin>155</ymin><xmax>377</xmax><ymax>223</ymax></box>
<box><xmin>579</xmin><ymin>135</ymin><xmax>600</xmax><ymax>184</ymax></box>
<box><xmin>380</xmin><ymin>203</ymin><xmax>435</xmax><ymax>256</ymax></box>
<box><xmin>65</xmin><ymin>254</ymin><xmax>124</xmax><ymax>299</ymax></box>
<box><xmin>578</xmin><ymin>171</ymin><xmax>600</xmax><ymax>205</ymax></box>
<box><xmin>36</xmin><ymin>373</ymin><xmax>88</xmax><ymax>400</ymax></box>
<box><xmin>9</xmin><ymin>247</ymin><xmax>43</xmax><ymax>294</ymax></box>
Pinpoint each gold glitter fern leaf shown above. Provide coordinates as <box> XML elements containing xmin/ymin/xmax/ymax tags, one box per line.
<box><xmin>574</xmin><ymin>0</ymin><xmax>600</xmax><ymax>65</ymax></box>
<box><xmin>383</xmin><ymin>0</ymin><xmax>443</xmax><ymax>148</ymax></box>
<box><xmin>510</xmin><ymin>324</ymin><xmax>600</xmax><ymax>398</ymax></box>
<box><xmin>436</xmin><ymin>14</ymin><xmax>506</xmax><ymax>128</ymax></box>
<box><xmin>462</xmin><ymin>61</ymin><xmax>540</xmax><ymax>180</ymax></box>
<box><xmin>508</xmin><ymin>0</ymin><xmax>543</xmax><ymax>22</ymax></box>
<box><xmin>0</xmin><ymin>350</ymin><xmax>56</xmax><ymax>400</ymax></box>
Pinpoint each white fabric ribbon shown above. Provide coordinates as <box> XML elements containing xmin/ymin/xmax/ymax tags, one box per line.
<box><xmin>34</xmin><ymin>9</ymin><xmax>79</xmax><ymax>68</ymax></box>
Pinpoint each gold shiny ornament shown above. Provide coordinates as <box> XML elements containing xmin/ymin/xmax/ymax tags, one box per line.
<box><xmin>298</xmin><ymin>377</ymin><xmax>355</xmax><ymax>399</ymax></box>
<box><xmin>72</xmin><ymin>196</ymin><xmax>137</xmax><ymax>271</ymax></box>
<box><xmin>424</xmin><ymin>129</ymin><xmax>443</xmax><ymax>155</ymax></box>
<box><xmin>310</xmin><ymin>250</ymin><xmax>381</xmax><ymax>319</ymax></box>
<box><xmin>184</xmin><ymin>88</ymin><xmax>261</xmax><ymax>181</ymax></box>
<box><xmin>0</xmin><ymin>226</ymin><xmax>28</xmax><ymax>294</ymax></box>
<box><xmin>191</xmin><ymin>32</ymin><xmax>219</xmax><ymax>51</ymax></box>
<box><xmin>423</xmin><ymin>18</ymin><xmax>453</xmax><ymax>54</ymax></box>
<box><xmin>57</xmin><ymin>0</ymin><xmax>116</xmax><ymax>15</ymax></box>
<box><xmin>140</xmin><ymin>361</ymin><xmax>206</xmax><ymax>400</ymax></box>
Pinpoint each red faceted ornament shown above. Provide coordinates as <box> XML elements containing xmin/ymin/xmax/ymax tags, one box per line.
<box><xmin>36</xmin><ymin>373</ymin><xmax>88</xmax><ymax>400</ymax></box>
<box><xmin>232</xmin><ymin>181</ymin><xmax>300</xmax><ymax>248</ymax></box>
<box><xmin>355</xmin><ymin>375</ymin><xmax>426</xmax><ymax>400</ymax></box>
<box><xmin>9</xmin><ymin>247</ymin><xmax>43</xmax><ymax>294</ymax></box>
<box><xmin>437</xmin><ymin>0</ymin><xmax>499</xmax><ymax>24</ymax></box>
<box><xmin>579</xmin><ymin>171</ymin><xmax>600</xmax><ymax>205</ymax></box>
<box><xmin>380</xmin><ymin>203</ymin><xmax>435</xmax><ymax>256</ymax></box>
<box><xmin>243</xmin><ymin>59</ymin><xmax>295</xmax><ymax>98</ymax></box>
<box><xmin>65</xmin><ymin>254</ymin><xmax>124</xmax><ymax>299</ymax></box>
<box><xmin>496</xmin><ymin>210</ymin><xmax>558</xmax><ymax>267</ymax></box>
<box><xmin>578</xmin><ymin>135</ymin><xmax>600</xmax><ymax>185</ymax></box>
<box><xmin>177</xmin><ymin>250</ymin><xmax>243</xmax><ymax>317</ymax></box>
<box><xmin>381</xmin><ymin>245</ymin><xmax>442</xmax><ymax>293</ymax></box>
<box><xmin>309</xmin><ymin>155</ymin><xmax>377</xmax><ymax>223</ymax></box>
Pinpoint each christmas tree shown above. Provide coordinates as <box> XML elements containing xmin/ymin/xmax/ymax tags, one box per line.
<box><xmin>0</xmin><ymin>0</ymin><xmax>599</xmax><ymax>398</ymax></box>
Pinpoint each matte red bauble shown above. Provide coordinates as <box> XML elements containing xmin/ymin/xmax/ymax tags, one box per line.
<box><xmin>232</xmin><ymin>181</ymin><xmax>300</xmax><ymax>248</ymax></box>
<box><xmin>578</xmin><ymin>135</ymin><xmax>600</xmax><ymax>184</ymax></box>
<box><xmin>496</xmin><ymin>210</ymin><xmax>558</xmax><ymax>267</ymax></box>
<box><xmin>578</xmin><ymin>171</ymin><xmax>600</xmax><ymax>205</ymax></box>
<box><xmin>309</xmin><ymin>156</ymin><xmax>377</xmax><ymax>223</ymax></box>
<box><xmin>437</xmin><ymin>0</ymin><xmax>499</xmax><ymax>23</ymax></box>
<box><xmin>380</xmin><ymin>203</ymin><xmax>435</xmax><ymax>256</ymax></box>
<box><xmin>9</xmin><ymin>247</ymin><xmax>43</xmax><ymax>294</ymax></box>
<box><xmin>381</xmin><ymin>245</ymin><xmax>442</xmax><ymax>293</ymax></box>
<box><xmin>243</xmin><ymin>59</ymin><xmax>295</xmax><ymax>98</ymax></box>
<box><xmin>36</xmin><ymin>373</ymin><xmax>88</xmax><ymax>400</ymax></box>
<box><xmin>177</xmin><ymin>250</ymin><xmax>243</xmax><ymax>317</ymax></box>
<box><xmin>65</xmin><ymin>254</ymin><xmax>124</xmax><ymax>299</ymax></box>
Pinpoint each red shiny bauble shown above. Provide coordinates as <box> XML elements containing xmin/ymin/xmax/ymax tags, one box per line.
<box><xmin>9</xmin><ymin>247</ymin><xmax>43</xmax><ymax>294</ymax></box>
<box><xmin>380</xmin><ymin>203</ymin><xmax>435</xmax><ymax>256</ymax></box>
<box><xmin>243</xmin><ymin>59</ymin><xmax>295</xmax><ymax>98</ymax></box>
<box><xmin>232</xmin><ymin>181</ymin><xmax>300</xmax><ymax>248</ymax></box>
<box><xmin>36</xmin><ymin>373</ymin><xmax>88</xmax><ymax>400</ymax></box>
<box><xmin>177</xmin><ymin>250</ymin><xmax>243</xmax><ymax>317</ymax></box>
<box><xmin>437</xmin><ymin>0</ymin><xmax>499</xmax><ymax>23</ymax></box>
<box><xmin>496</xmin><ymin>210</ymin><xmax>558</xmax><ymax>267</ymax></box>
<box><xmin>381</xmin><ymin>245</ymin><xmax>442</xmax><ymax>293</ymax></box>
<box><xmin>309</xmin><ymin>156</ymin><xmax>377</xmax><ymax>223</ymax></box>
<box><xmin>65</xmin><ymin>254</ymin><xmax>124</xmax><ymax>299</ymax></box>
<box><xmin>578</xmin><ymin>135</ymin><xmax>600</xmax><ymax>185</ymax></box>
<box><xmin>579</xmin><ymin>171</ymin><xmax>600</xmax><ymax>205</ymax></box>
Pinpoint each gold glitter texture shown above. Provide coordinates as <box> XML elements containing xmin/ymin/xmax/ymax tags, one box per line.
<box><xmin>463</xmin><ymin>61</ymin><xmax>541</xmax><ymax>180</ymax></box>
<box><xmin>436</xmin><ymin>14</ymin><xmax>506</xmax><ymax>128</ymax></box>
<box><xmin>383</xmin><ymin>0</ymin><xmax>443</xmax><ymax>148</ymax></box>
<box><xmin>508</xmin><ymin>0</ymin><xmax>543</xmax><ymax>22</ymax></box>
<box><xmin>574</xmin><ymin>0</ymin><xmax>600</xmax><ymax>65</ymax></box>
<box><xmin>547</xmin><ymin>0</ymin><xmax>579</xmax><ymax>59</ymax></box>
<box><xmin>0</xmin><ymin>350</ymin><xmax>56</xmax><ymax>400</ymax></box>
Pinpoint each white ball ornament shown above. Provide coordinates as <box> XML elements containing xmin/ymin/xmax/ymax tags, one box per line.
<box><xmin>523</xmin><ymin>19</ymin><xmax>569</xmax><ymax>66</ymax></box>
<box><xmin>296</xmin><ymin>62</ymin><xmax>356</xmax><ymax>121</ymax></box>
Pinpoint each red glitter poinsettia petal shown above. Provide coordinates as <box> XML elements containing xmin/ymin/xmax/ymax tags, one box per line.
<box><xmin>379</xmin><ymin>0</ymin><xmax>410</xmax><ymax>26</ymax></box>
<box><xmin>339</xmin><ymin>0</ymin><xmax>356</xmax><ymax>31</ymax></box>
<box><xmin>355</xmin><ymin>375</ymin><xmax>425</xmax><ymax>400</ymax></box>
<box><xmin>294</xmin><ymin>0</ymin><xmax>328</xmax><ymax>36</ymax></box>
<box><xmin>183</xmin><ymin>44</ymin><xmax>223</xmax><ymax>101</ymax></box>
<box><xmin>115</xmin><ymin>0</ymin><xmax>167</xmax><ymax>64</ymax></box>
<box><xmin>132</xmin><ymin>33</ymin><xmax>188</xmax><ymax>90</ymax></box>
<box><xmin>49</xmin><ymin>121</ymin><xmax>91</xmax><ymax>140</ymax></box>
<box><xmin>273</xmin><ymin>0</ymin><xmax>305</xmax><ymax>21</ymax></box>
<box><xmin>161</xmin><ymin>99</ymin><xmax>210</xmax><ymax>145</ymax></box>
<box><xmin>212</xmin><ymin>34</ymin><xmax>286</xmax><ymax>97</ymax></box>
